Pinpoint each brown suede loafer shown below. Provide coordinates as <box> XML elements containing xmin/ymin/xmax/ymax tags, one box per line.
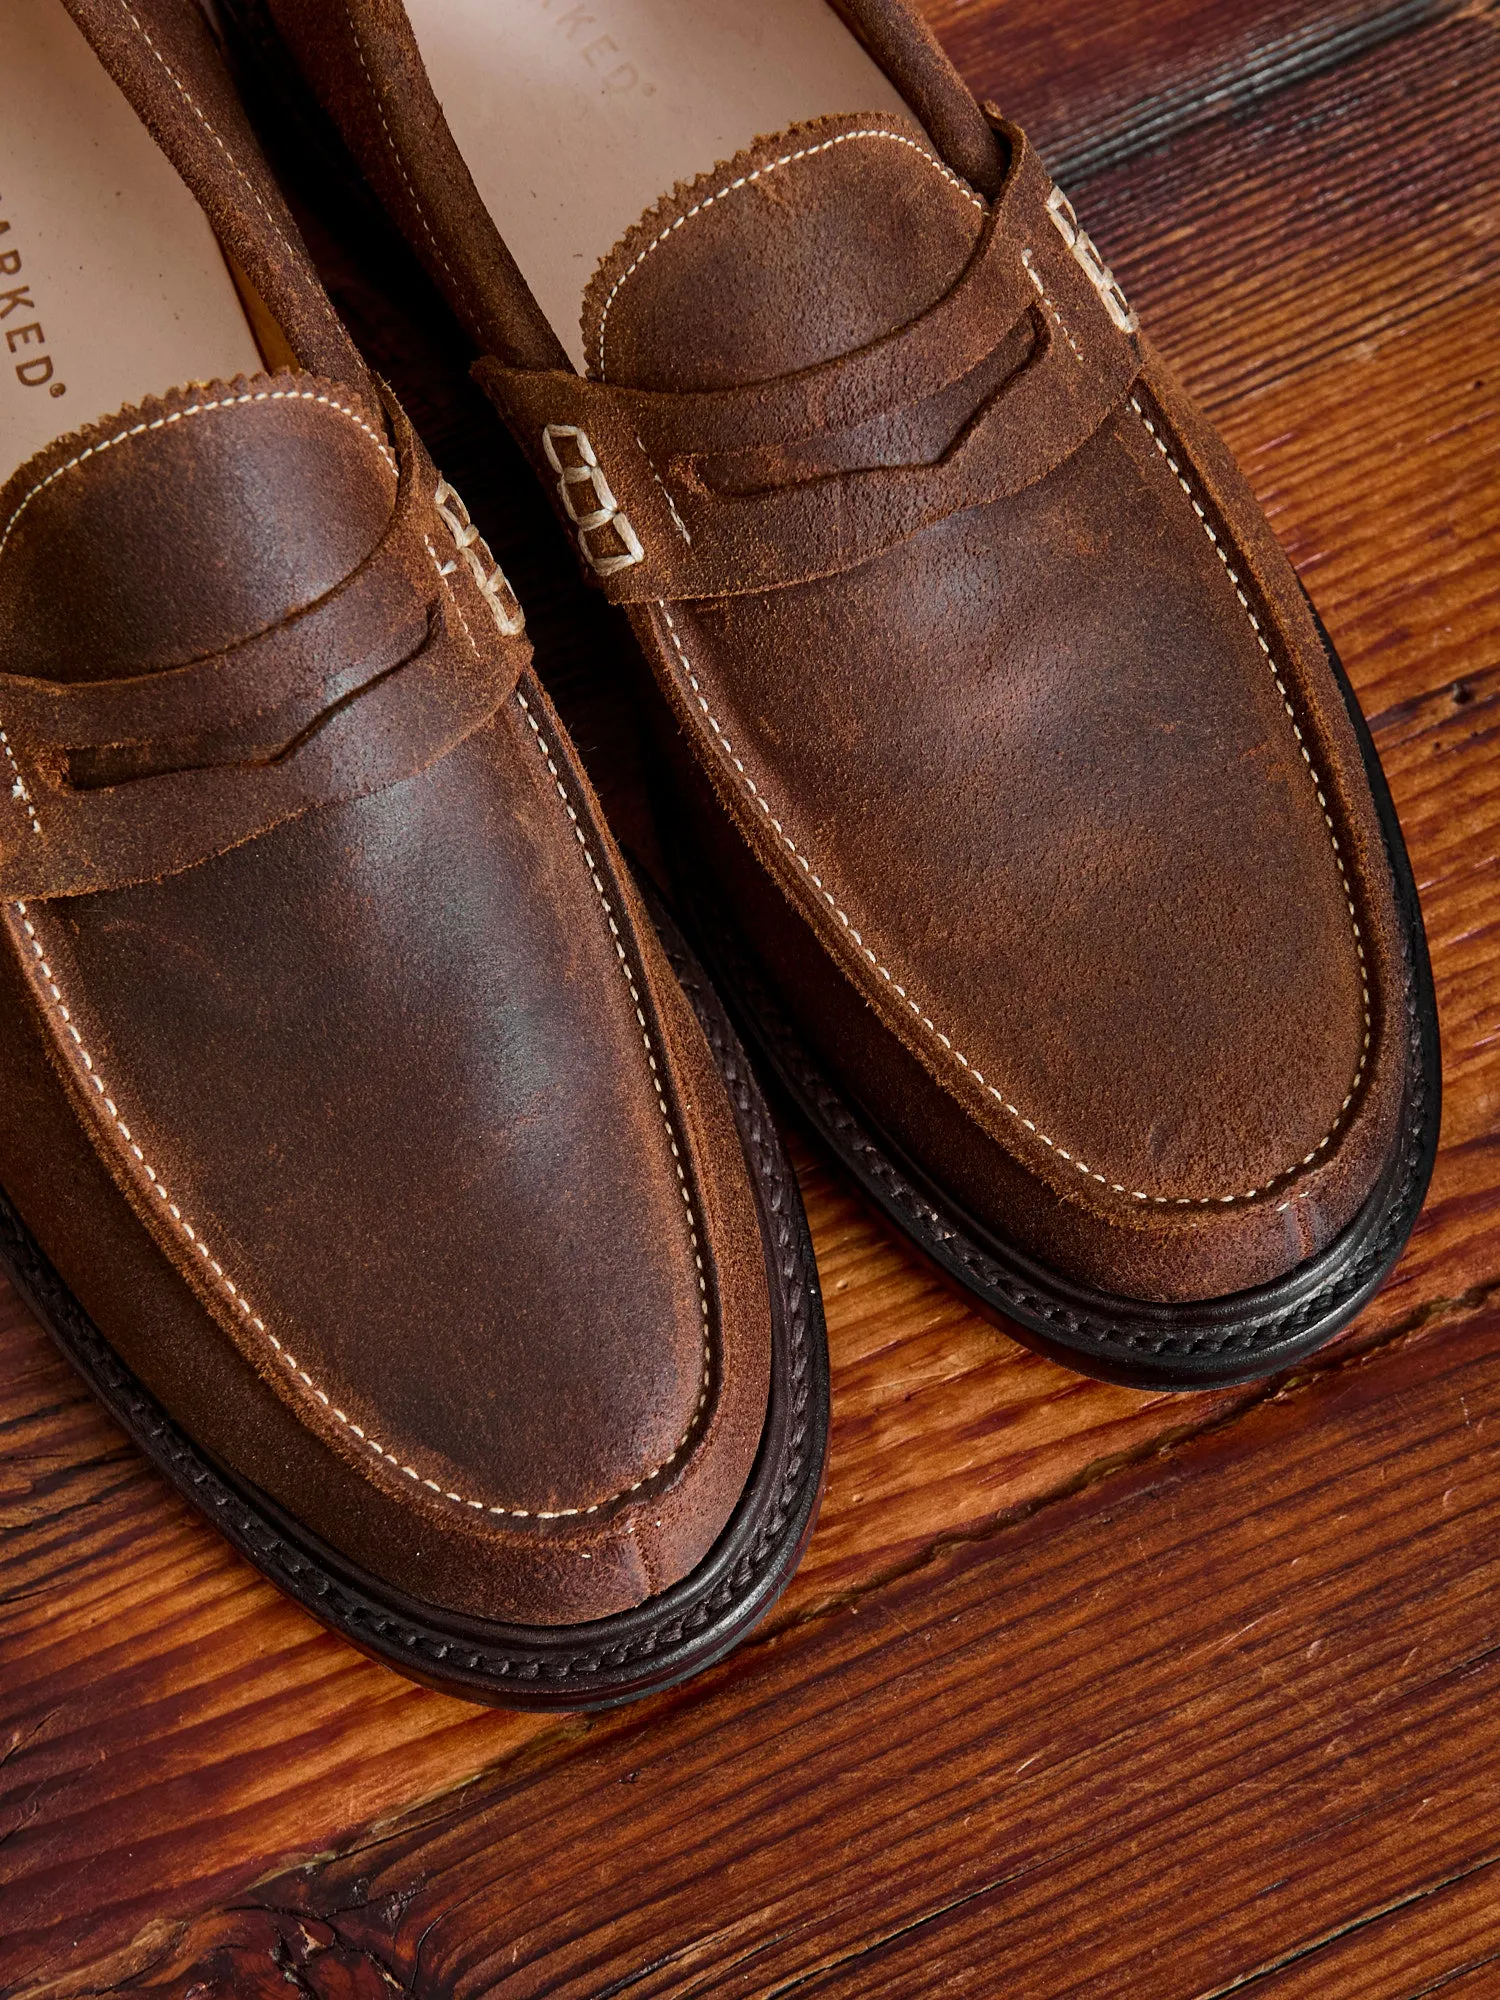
<box><xmin>0</xmin><ymin>0</ymin><xmax>826</xmax><ymax>1706</ymax></box>
<box><xmin>234</xmin><ymin>0</ymin><xmax>1438</xmax><ymax>1389</ymax></box>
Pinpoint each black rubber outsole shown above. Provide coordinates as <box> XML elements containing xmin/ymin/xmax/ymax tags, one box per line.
<box><xmin>667</xmin><ymin>609</ymin><xmax>1441</xmax><ymax>1393</ymax></box>
<box><xmin>1</xmin><ymin>891</ymin><xmax>830</xmax><ymax>1710</ymax></box>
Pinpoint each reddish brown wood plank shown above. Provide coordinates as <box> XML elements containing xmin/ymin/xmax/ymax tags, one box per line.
<box><xmin>2</xmin><ymin>3</ymin><xmax>1498</xmax><ymax>1992</ymax></box>
<box><xmin>0</xmin><ymin>1167</ymin><xmax>1272</xmax><ymax>1992</ymax></box>
<box><xmin>925</xmin><ymin>0</ymin><xmax>1460</xmax><ymax>177</ymax></box>
<box><xmin>1245</xmin><ymin>1859</ymin><xmax>1500</xmax><ymax>1996</ymax></box>
<box><xmin>84</xmin><ymin>1300</ymin><xmax>1500</xmax><ymax>2000</ymax></box>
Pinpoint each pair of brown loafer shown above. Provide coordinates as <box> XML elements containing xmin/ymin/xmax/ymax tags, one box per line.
<box><xmin>0</xmin><ymin>0</ymin><xmax>1437</xmax><ymax>1707</ymax></box>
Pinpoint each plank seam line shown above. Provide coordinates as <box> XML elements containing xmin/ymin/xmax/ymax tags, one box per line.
<box><xmin>1187</xmin><ymin>1842</ymin><xmax>1500</xmax><ymax>1997</ymax></box>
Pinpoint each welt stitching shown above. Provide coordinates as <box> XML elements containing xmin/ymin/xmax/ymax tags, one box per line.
<box><xmin>341</xmin><ymin>1</ymin><xmax>464</xmax><ymax>304</ymax></box>
<box><xmin>116</xmin><ymin>1</ymin><xmax>348</xmax><ymax>348</ymax></box>
<box><xmin>595</xmin><ymin>126</ymin><xmax>986</xmax><ymax>380</ymax></box>
<box><xmin>658</xmin><ymin>584</ymin><xmax>1365</xmax><ymax>1209</ymax></box>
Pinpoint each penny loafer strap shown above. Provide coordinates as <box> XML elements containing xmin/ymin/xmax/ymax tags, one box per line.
<box><xmin>478</xmin><ymin>124</ymin><xmax>1142</xmax><ymax>602</ymax></box>
<box><xmin>0</xmin><ymin>399</ymin><xmax>526</xmax><ymax>899</ymax></box>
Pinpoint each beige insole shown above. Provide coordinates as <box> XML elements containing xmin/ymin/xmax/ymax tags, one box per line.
<box><xmin>0</xmin><ymin>0</ymin><xmax>263</xmax><ymax>488</ymax></box>
<box><xmin>402</xmin><ymin>0</ymin><xmax>908</xmax><ymax>370</ymax></box>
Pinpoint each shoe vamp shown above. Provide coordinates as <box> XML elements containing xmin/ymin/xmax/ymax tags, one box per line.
<box><xmin>37</xmin><ymin>700</ymin><xmax>709</xmax><ymax>1517</ymax></box>
<box><xmin>670</xmin><ymin>408</ymin><xmax>1369</xmax><ymax>1203</ymax></box>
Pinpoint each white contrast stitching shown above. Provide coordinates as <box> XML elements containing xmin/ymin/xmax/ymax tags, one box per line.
<box><xmin>341</xmin><ymin>0</ymin><xmax>465</xmax><ymax>304</ymax></box>
<box><xmin>1020</xmin><ymin>247</ymin><xmax>1084</xmax><ymax>364</ymax></box>
<box><xmin>595</xmin><ymin>126</ymin><xmax>985</xmax><ymax>380</ymax></box>
<box><xmin>1044</xmin><ymin>185</ymin><xmax>1138</xmax><ymax>335</ymax></box>
<box><xmin>1128</xmin><ymin>393</ymin><xmax>1372</xmax><ymax>1169</ymax></box>
<box><xmin>659</xmin><ymin>489</ymin><xmax>1370</xmax><ymax>1211</ymax></box>
<box><xmin>434</xmin><ymin>520</ymin><xmax>712</xmax><ymax>1501</ymax></box>
<box><xmin>432</xmin><ymin>477</ymin><xmax>524</xmax><ymax>634</ymax></box>
<box><xmin>9</xmin><ymin>902</ymin><xmax>345</xmax><ymax>1449</ymax></box>
<box><xmin>507</xmin><ymin>683</ymin><xmax>713</xmax><ymax>1493</ymax></box>
<box><xmin>1</xmin><ymin>731</ymin><xmax>41</xmax><ymax>839</ymax></box>
<box><xmin>0</xmin><ymin>393</ymin><xmax>394</xmax><ymax>856</ymax></box>
<box><xmin>10</xmin><ymin>760</ymin><xmax>706</xmax><ymax>1518</ymax></box>
<box><xmin>0</xmin><ymin>390</ymin><xmax>395</xmax><ymax>570</ymax></box>
<box><xmin>116</xmin><ymin>2</ymin><xmax>348</xmax><ymax>349</ymax></box>
<box><xmin>635</xmin><ymin>431</ymin><xmax>693</xmax><ymax>546</ymax></box>
<box><xmin>540</xmin><ymin>423</ymin><xmax>646</xmax><ymax>574</ymax></box>
<box><xmin>8</xmin><ymin>897</ymin><xmax>560</xmax><ymax>1513</ymax></box>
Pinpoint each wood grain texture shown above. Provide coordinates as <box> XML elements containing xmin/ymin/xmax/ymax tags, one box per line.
<box><xmin>88</xmin><ymin>1301</ymin><xmax>1500</xmax><ymax>2000</ymax></box>
<box><xmin>0</xmin><ymin>1161</ymin><xmax>1268</xmax><ymax>1989</ymax></box>
<box><xmin>1247</xmin><ymin>1861</ymin><xmax>1500</xmax><ymax>1996</ymax></box>
<box><xmin>925</xmin><ymin>0</ymin><xmax>1464</xmax><ymax>177</ymax></box>
<box><xmin>2</xmin><ymin>0</ymin><xmax>1498</xmax><ymax>1992</ymax></box>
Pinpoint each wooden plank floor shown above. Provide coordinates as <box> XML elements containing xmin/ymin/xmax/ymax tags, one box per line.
<box><xmin>2</xmin><ymin>0</ymin><xmax>1497</xmax><ymax>1992</ymax></box>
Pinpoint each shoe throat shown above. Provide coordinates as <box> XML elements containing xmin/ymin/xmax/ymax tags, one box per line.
<box><xmin>580</xmin><ymin>112</ymin><xmax>990</xmax><ymax>393</ymax></box>
<box><xmin>0</xmin><ymin>372</ymin><xmax>396</xmax><ymax>684</ymax></box>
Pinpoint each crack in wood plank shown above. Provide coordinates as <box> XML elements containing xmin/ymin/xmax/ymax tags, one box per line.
<box><xmin>1193</xmin><ymin>1850</ymin><xmax>1500</xmax><ymax>1995</ymax></box>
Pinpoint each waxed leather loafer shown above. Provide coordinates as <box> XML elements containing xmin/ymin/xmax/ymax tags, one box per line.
<box><xmin>233</xmin><ymin>0</ymin><xmax>1438</xmax><ymax>1389</ymax></box>
<box><xmin>0</xmin><ymin>0</ymin><xmax>826</xmax><ymax>1707</ymax></box>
